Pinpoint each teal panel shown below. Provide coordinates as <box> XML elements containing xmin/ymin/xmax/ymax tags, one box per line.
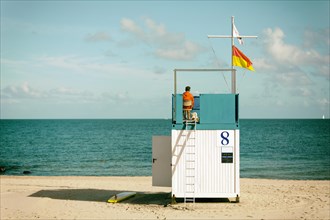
<box><xmin>172</xmin><ymin>94</ymin><xmax>183</xmax><ymax>123</ymax></box>
<box><xmin>172</xmin><ymin>93</ymin><xmax>239</xmax><ymax>130</ymax></box>
<box><xmin>200</xmin><ymin>94</ymin><xmax>236</xmax><ymax>124</ymax></box>
<box><xmin>172</xmin><ymin>123</ymin><xmax>239</xmax><ymax>130</ymax></box>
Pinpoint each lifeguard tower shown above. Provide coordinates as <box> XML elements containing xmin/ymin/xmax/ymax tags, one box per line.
<box><xmin>152</xmin><ymin>17</ymin><xmax>256</xmax><ymax>203</ymax></box>
<box><xmin>152</xmin><ymin>68</ymin><xmax>240</xmax><ymax>203</ymax></box>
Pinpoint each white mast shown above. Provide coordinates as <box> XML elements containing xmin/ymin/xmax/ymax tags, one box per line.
<box><xmin>208</xmin><ymin>16</ymin><xmax>257</xmax><ymax>94</ymax></box>
<box><xmin>231</xmin><ymin>16</ymin><xmax>235</xmax><ymax>94</ymax></box>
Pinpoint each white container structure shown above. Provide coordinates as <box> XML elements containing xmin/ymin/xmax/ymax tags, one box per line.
<box><xmin>152</xmin><ymin>17</ymin><xmax>257</xmax><ymax>202</ymax></box>
<box><xmin>152</xmin><ymin>69</ymin><xmax>240</xmax><ymax>203</ymax></box>
<box><xmin>171</xmin><ymin>129</ymin><xmax>240</xmax><ymax>200</ymax></box>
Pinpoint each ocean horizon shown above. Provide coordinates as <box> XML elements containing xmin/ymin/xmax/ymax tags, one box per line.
<box><xmin>1</xmin><ymin>119</ymin><xmax>329</xmax><ymax>180</ymax></box>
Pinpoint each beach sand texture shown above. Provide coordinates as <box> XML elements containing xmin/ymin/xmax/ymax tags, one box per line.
<box><xmin>1</xmin><ymin>176</ymin><xmax>329</xmax><ymax>219</ymax></box>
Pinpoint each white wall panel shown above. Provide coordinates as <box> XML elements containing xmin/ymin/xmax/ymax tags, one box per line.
<box><xmin>172</xmin><ymin>129</ymin><xmax>240</xmax><ymax>198</ymax></box>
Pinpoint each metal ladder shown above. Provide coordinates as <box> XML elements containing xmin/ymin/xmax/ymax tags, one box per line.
<box><xmin>184</xmin><ymin>120</ymin><xmax>196</xmax><ymax>203</ymax></box>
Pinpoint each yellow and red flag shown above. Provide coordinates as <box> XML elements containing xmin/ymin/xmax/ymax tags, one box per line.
<box><xmin>232</xmin><ymin>45</ymin><xmax>255</xmax><ymax>71</ymax></box>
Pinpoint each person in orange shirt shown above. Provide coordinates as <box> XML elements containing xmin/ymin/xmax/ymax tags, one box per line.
<box><xmin>183</xmin><ymin>86</ymin><xmax>194</xmax><ymax>120</ymax></box>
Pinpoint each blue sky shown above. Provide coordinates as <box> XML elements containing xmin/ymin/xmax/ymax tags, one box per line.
<box><xmin>1</xmin><ymin>0</ymin><xmax>329</xmax><ymax>119</ymax></box>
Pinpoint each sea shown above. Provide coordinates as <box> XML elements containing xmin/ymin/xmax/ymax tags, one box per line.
<box><xmin>0</xmin><ymin>119</ymin><xmax>329</xmax><ymax>180</ymax></box>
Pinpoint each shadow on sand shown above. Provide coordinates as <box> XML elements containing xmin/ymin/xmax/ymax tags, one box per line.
<box><xmin>29</xmin><ymin>189</ymin><xmax>172</xmax><ymax>205</ymax></box>
<box><xmin>29</xmin><ymin>189</ymin><xmax>233</xmax><ymax>205</ymax></box>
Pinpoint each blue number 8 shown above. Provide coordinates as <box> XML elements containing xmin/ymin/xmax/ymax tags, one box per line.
<box><xmin>221</xmin><ymin>131</ymin><xmax>229</xmax><ymax>145</ymax></box>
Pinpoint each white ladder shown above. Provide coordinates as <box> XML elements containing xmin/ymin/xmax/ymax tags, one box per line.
<box><xmin>184</xmin><ymin>120</ymin><xmax>196</xmax><ymax>203</ymax></box>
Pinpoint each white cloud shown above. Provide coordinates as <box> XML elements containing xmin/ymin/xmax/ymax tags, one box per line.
<box><xmin>0</xmin><ymin>58</ymin><xmax>28</xmax><ymax>66</ymax></box>
<box><xmin>1</xmin><ymin>82</ymin><xmax>135</xmax><ymax>106</ymax></box>
<box><xmin>303</xmin><ymin>28</ymin><xmax>330</xmax><ymax>49</ymax></box>
<box><xmin>1</xmin><ymin>82</ymin><xmax>94</xmax><ymax>103</ymax></box>
<box><xmin>155</xmin><ymin>41</ymin><xmax>205</xmax><ymax>61</ymax></box>
<box><xmin>253</xmin><ymin>58</ymin><xmax>275</xmax><ymax>71</ymax></box>
<box><xmin>289</xmin><ymin>87</ymin><xmax>314</xmax><ymax>97</ymax></box>
<box><xmin>36</xmin><ymin>55</ymin><xmax>152</xmax><ymax>78</ymax></box>
<box><xmin>311</xmin><ymin>64</ymin><xmax>330</xmax><ymax>79</ymax></box>
<box><xmin>143</xmin><ymin>17</ymin><xmax>185</xmax><ymax>46</ymax></box>
<box><xmin>85</xmin><ymin>32</ymin><xmax>112</xmax><ymax>42</ymax></box>
<box><xmin>120</xmin><ymin>17</ymin><xmax>205</xmax><ymax>61</ymax></box>
<box><xmin>153</xmin><ymin>66</ymin><xmax>166</xmax><ymax>75</ymax></box>
<box><xmin>274</xmin><ymin>70</ymin><xmax>313</xmax><ymax>87</ymax></box>
<box><xmin>263</xmin><ymin>28</ymin><xmax>328</xmax><ymax>66</ymax></box>
<box><xmin>262</xmin><ymin>27</ymin><xmax>329</xmax><ymax>74</ymax></box>
<box><xmin>317</xmin><ymin>98</ymin><xmax>330</xmax><ymax>108</ymax></box>
<box><xmin>120</xmin><ymin>18</ymin><xmax>145</xmax><ymax>39</ymax></box>
<box><xmin>48</xmin><ymin>87</ymin><xmax>94</xmax><ymax>99</ymax></box>
<box><xmin>254</xmin><ymin>27</ymin><xmax>329</xmax><ymax>104</ymax></box>
<box><xmin>37</xmin><ymin>55</ymin><xmax>84</xmax><ymax>72</ymax></box>
<box><xmin>276</xmin><ymin>100</ymin><xmax>285</xmax><ymax>106</ymax></box>
<box><xmin>2</xmin><ymin>82</ymin><xmax>44</xmax><ymax>100</ymax></box>
<box><xmin>101</xmin><ymin>91</ymin><xmax>131</xmax><ymax>104</ymax></box>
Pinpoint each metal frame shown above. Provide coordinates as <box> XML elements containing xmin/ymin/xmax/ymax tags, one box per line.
<box><xmin>173</xmin><ymin>68</ymin><xmax>236</xmax><ymax>123</ymax></box>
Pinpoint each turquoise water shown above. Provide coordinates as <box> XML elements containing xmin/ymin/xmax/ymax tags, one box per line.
<box><xmin>0</xmin><ymin>119</ymin><xmax>329</xmax><ymax>179</ymax></box>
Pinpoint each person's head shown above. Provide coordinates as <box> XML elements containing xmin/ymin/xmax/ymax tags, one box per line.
<box><xmin>185</xmin><ymin>86</ymin><xmax>191</xmax><ymax>92</ymax></box>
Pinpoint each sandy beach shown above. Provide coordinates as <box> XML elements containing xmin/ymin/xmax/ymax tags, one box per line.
<box><xmin>1</xmin><ymin>176</ymin><xmax>329</xmax><ymax>219</ymax></box>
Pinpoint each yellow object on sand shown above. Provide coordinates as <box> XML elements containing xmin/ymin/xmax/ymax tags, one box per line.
<box><xmin>107</xmin><ymin>192</ymin><xmax>136</xmax><ymax>203</ymax></box>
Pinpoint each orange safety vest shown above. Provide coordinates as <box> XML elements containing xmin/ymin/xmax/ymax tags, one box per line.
<box><xmin>183</xmin><ymin>91</ymin><xmax>194</xmax><ymax>110</ymax></box>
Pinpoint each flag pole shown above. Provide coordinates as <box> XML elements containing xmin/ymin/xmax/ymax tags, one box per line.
<box><xmin>231</xmin><ymin>16</ymin><xmax>236</xmax><ymax>94</ymax></box>
<box><xmin>207</xmin><ymin>16</ymin><xmax>257</xmax><ymax>95</ymax></box>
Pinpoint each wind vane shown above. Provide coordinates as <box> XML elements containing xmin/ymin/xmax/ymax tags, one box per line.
<box><xmin>208</xmin><ymin>16</ymin><xmax>258</xmax><ymax>94</ymax></box>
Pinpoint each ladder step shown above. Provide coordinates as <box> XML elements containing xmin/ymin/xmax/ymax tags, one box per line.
<box><xmin>181</xmin><ymin>135</ymin><xmax>195</xmax><ymax>138</ymax></box>
<box><xmin>186</xmin><ymin>160</ymin><xmax>195</xmax><ymax>162</ymax></box>
<box><xmin>185</xmin><ymin>192</ymin><xmax>195</xmax><ymax>199</ymax></box>
<box><xmin>186</xmin><ymin>152</ymin><xmax>195</xmax><ymax>155</ymax></box>
<box><xmin>186</xmin><ymin>183</ymin><xmax>195</xmax><ymax>185</ymax></box>
<box><xmin>185</xmin><ymin>196</ymin><xmax>195</xmax><ymax>199</ymax></box>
